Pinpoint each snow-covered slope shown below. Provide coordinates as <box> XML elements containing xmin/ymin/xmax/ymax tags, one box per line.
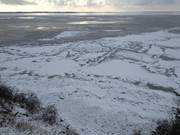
<box><xmin>0</xmin><ymin>30</ymin><xmax>180</xmax><ymax>135</ymax></box>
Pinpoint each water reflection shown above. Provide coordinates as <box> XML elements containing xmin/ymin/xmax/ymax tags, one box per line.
<box><xmin>69</xmin><ymin>20</ymin><xmax>125</xmax><ymax>25</ymax></box>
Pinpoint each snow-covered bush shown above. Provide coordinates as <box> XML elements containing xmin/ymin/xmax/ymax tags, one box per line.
<box><xmin>41</xmin><ymin>105</ymin><xmax>58</xmax><ymax>125</ymax></box>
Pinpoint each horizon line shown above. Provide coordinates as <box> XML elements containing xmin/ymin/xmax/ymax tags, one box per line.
<box><xmin>0</xmin><ymin>11</ymin><xmax>180</xmax><ymax>13</ymax></box>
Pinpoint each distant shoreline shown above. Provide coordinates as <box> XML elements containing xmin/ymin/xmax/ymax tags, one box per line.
<box><xmin>0</xmin><ymin>11</ymin><xmax>180</xmax><ymax>15</ymax></box>
<box><xmin>0</xmin><ymin>11</ymin><xmax>180</xmax><ymax>13</ymax></box>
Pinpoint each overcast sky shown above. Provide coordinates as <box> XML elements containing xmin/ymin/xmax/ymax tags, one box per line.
<box><xmin>0</xmin><ymin>0</ymin><xmax>180</xmax><ymax>12</ymax></box>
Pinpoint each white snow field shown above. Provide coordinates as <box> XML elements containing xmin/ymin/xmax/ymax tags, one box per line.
<box><xmin>0</xmin><ymin>30</ymin><xmax>180</xmax><ymax>135</ymax></box>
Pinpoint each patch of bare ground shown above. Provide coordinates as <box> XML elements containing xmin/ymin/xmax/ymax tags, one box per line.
<box><xmin>151</xmin><ymin>108</ymin><xmax>180</xmax><ymax>135</ymax></box>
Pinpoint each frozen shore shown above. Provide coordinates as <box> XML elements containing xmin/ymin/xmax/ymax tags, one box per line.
<box><xmin>0</xmin><ymin>29</ymin><xmax>180</xmax><ymax>135</ymax></box>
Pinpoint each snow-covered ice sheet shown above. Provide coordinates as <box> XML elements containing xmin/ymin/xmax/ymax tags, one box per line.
<box><xmin>55</xmin><ymin>31</ymin><xmax>89</xmax><ymax>39</ymax></box>
<box><xmin>0</xmin><ymin>30</ymin><xmax>180</xmax><ymax>135</ymax></box>
<box><xmin>39</xmin><ymin>31</ymin><xmax>89</xmax><ymax>41</ymax></box>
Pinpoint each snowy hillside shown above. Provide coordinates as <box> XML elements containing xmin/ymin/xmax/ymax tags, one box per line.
<box><xmin>0</xmin><ymin>29</ymin><xmax>180</xmax><ymax>135</ymax></box>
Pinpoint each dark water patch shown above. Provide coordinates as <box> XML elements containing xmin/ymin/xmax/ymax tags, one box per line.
<box><xmin>160</xmin><ymin>54</ymin><xmax>180</xmax><ymax>61</ymax></box>
<box><xmin>1</xmin><ymin>14</ymin><xmax>180</xmax><ymax>47</ymax></box>
<box><xmin>165</xmin><ymin>67</ymin><xmax>178</xmax><ymax>78</ymax></box>
<box><xmin>147</xmin><ymin>83</ymin><xmax>179</xmax><ymax>96</ymax></box>
<box><xmin>169</xmin><ymin>29</ymin><xmax>180</xmax><ymax>34</ymax></box>
<box><xmin>133</xmin><ymin>81</ymin><xmax>141</xmax><ymax>86</ymax></box>
<box><xmin>0</xmin><ymin>67</ymin><xmax>7</xmax><ymax>71</ymax></box>
<box><xmin>48</xmin><ymin>75</ymin><xmax>61</xmax><ymax>79</ymax></box>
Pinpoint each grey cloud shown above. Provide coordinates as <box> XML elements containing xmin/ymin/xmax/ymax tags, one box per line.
<box><xmin>48</xmin><ymin>0</ymin><xmax>180</xmax><ymax>7</ymax></box>
<box><xmin>0</xmin><ymin>0</ymin><xmax>179</xmax><ymax>6</ymax></box>
<box><xmin>108</xmin><ymin>0</ymin><xmax>178</xmax><ymax>6</ymax></box>
<box><xmin>0</xmin><ymin>0</ymin><xmax>34</xmax><ymax>5</ymax></box>
<box><xmin>47</xmin><ymin>0</ymin><xmax>102</xmax><ymax>6</ymax></box>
